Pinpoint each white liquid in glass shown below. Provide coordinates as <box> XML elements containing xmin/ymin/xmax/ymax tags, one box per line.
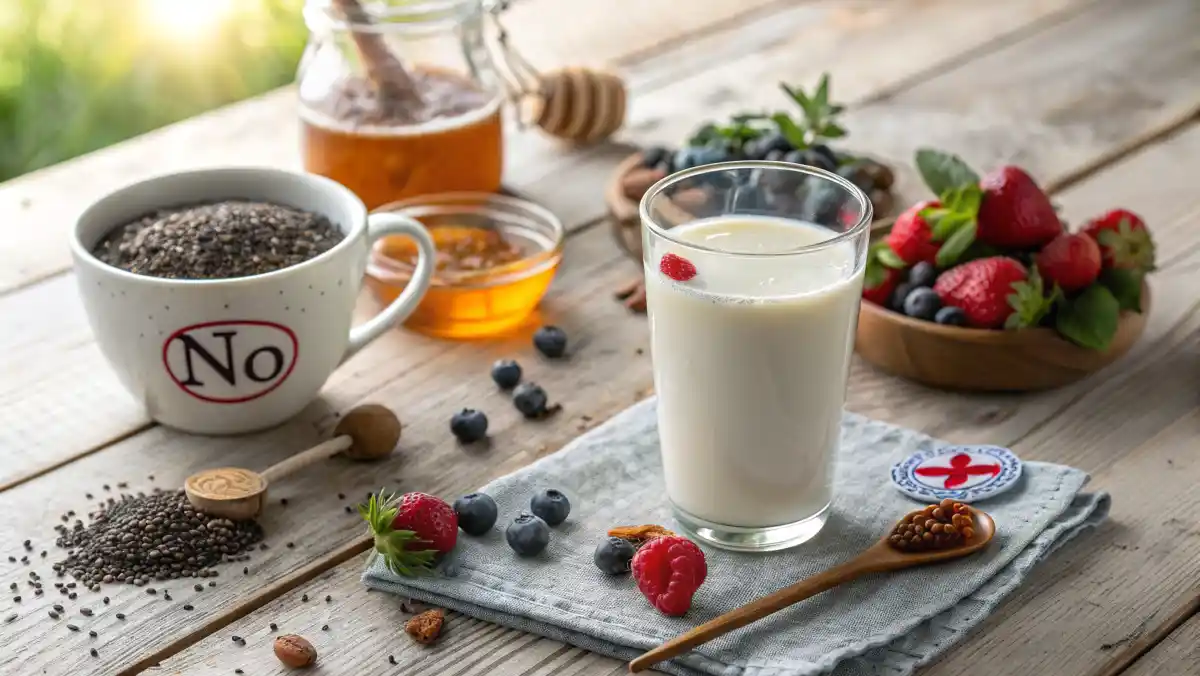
<box><xmin>646</xmin><ymin>216</ymin><xmax>863</xmax><ymax>528</ymax></box>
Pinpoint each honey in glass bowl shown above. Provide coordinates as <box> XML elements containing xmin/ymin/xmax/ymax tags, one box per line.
<box><xmin>365</xmin><ymin>193</ymin><xmax>564</xmax><ymax>339</ymax></box>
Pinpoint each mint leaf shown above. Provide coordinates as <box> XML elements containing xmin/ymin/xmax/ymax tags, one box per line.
<box><xmin>814</xmin><ymin>73</ymin><xmax>830</xmax><ymax>109</ymax></box>
<box><xmin>1100</xmin><ymin>268</ymin><xmax>1143</xmax><ymax>312</ymax></box>
<box><xmin>1055</xmin><ymin>285</ymin><xmax>1120</xmax><ymax>350</ymax></box>
<box><xmin>771</xmin><ymin>113</ymin><xmax>808</xmax><ymax>149</ymax></box>
<box><xmin>780</xmin><ymin>83</ymin><xmax>809</xmax><ymax>110</ymax></box>
<box><xmin>819</xmin><ymin>122</ymin><xmax>847</xmax><ymax>139</ymax></box>
<box><xmin>915</xmin><ymin>148</ymin><xmax>980</xmax><ymax>196</ymax></box>
<box><xmin>935</xmin><ymin>222</ymin><xmax>977</xmax><ymax>267</ymax></box>
<box><xmin>876</xmin><ymin>244</ymin><xmax>907</xmax><ymax>269</ymax></box>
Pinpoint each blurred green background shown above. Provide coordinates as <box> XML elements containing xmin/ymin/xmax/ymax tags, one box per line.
<box><xmin>0</xmin><ymin>0</ymin><xmax>309</xmax><ymax>182</ymax></box>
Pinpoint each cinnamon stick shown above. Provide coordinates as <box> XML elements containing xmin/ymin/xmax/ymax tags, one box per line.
<box><xmin>332</xmin><ymin>0</ymin><xmax>423</xmax><ymax>108</ymax></box>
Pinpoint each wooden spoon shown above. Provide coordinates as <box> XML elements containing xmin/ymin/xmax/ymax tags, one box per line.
<box><xmin>183</xmin><ymin>404</ymin><xmax>401</xmax><ymax>520</ymax></box>
<box><xmin>627</xmin><ymin>506</ymin><xmax>996</xmax><ymax>673</ymax></box>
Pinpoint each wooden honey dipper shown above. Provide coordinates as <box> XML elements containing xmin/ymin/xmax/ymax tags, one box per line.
<box><xmin>490</xmin><ymin>4</ymin><xmax>626</xmax><ymax>143</ymax></box>
<box><xmin>184</xmin><ymin>404</ymin><xmax>401</xmax><ymax>520</ymax></box>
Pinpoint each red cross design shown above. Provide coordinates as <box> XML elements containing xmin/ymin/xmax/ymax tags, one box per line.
<box><xmin>914</xmin><ymin>453</ymin><xmax>1001</xmax><ymax>489</ymax></box>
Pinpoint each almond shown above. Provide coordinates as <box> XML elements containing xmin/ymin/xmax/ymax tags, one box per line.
<box><xmin>273</xmin><ymin>634</ymin><xmax>317</xmax><ymax>668</ymax></box>
<box><xmin>405</xmin><ymin>608</ymin><xmax>445</xmax><ymax>645</ymax></box>
<box><xmin>608</xmin><ymin>524</ymin><xmax>676</xmax><ymax>543</ymax></box>
<box><xmin>621</xmin><ymin>168</ymin><xmax>667</xmax><ymax>201</ymax></box>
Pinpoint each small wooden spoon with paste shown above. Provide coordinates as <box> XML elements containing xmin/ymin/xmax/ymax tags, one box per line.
<box><xmin>184</xmin><ymin>404</ymin><xmax>401</xmax><ymax>520</ymax></box>
<box><xmin>628</xmin><ymin>504</ymin><xmax>996</xmax><ymax>673</ymax></box>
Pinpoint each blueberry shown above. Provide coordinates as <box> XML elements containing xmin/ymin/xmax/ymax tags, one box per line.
<box><xmin>836</xmin><ymin>161</ymin><xmax>876</xmax><ymax>192</ymax></box>
<box><xmin>640</xmin><ymin>146</ymin><xmax>669</xmax><ymax>170</ymax></box>
<box><xmin>935</xmin><ymin>306</ymin><xmax>967</xmax><ymax>326</ymax></box>
<box><xmin>453</xmin><ymin>493</ymin><xmax>498</xmax><ymax>536</ymax></box>
<box><xmin>449</xmin><ymin>409</ymin><xmax>488</xmax><ymax>443</ymax></box>
<box><xmin>490</xmin><ymin>359</ymin><xmax>522</xmax><ymax>389</ymax></box>
<box><xmin>764</xmin><ymin>149</ymin><xmax>786</xmax><ymax>162</ymax></box>
<box><xmin>505</xmin><ymin>514</ymin><xmax>550</xmax><ymax>556</ymax></box>
<box><xmin>785</xmin><ymin>149</ymin><xmax>836</xmax><ymax>172</ymax></box>
<box><xmin>755</xmin><ymin>131</ymin><xmax>793</xmax><ymax>156</ymax></box>
<box><xmin>672</xmin><ymin>146</ymin><xmax>728</xmax><ymax>172</ymax></box>
<box><xmin>800</xmin><ymin>181</ymin><xmax>844</xmax><ymax>224</ymax></box>
<box><xmin>513</xmin><ymin>382</ymin><xmax>549</xmax><ymax>418</ymax></box>
<box><xmin>533</xmin><ymin>326</ymin><xmax>567</xmax><ymax>359</ymax></box>
<box><xmin>810</xmin><ymin>144</ymin><xmax>838</xmax><ymax>168</ymax></box>
<box><xmin>889</xmin><ymin>282</ymin><xmax>915</xmax><ymax>312</ymax></box>
<box><xmin>907</xmin><ymin>261</ymin><xmax>937</xmax><ymax>289</ymax></box>
<box><xmin>903</xmin><ymin>287</ymin><xmax>942</xmax><ymax>320</ymax></box>
<box><xmin>529</xmin><ymin>489</ymin><xmax>571</xmax><ymax>526</ymax></box>
<box><xmin>593</xmin><ymin>537</ymin><xmax>636</xmax><ymax>575</ymax></box>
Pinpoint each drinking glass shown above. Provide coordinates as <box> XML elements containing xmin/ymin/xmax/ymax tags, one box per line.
<box><xmin>640</xmin><ymin>161</ymin><xmax>872</xmax><ymax>551</ymax></box>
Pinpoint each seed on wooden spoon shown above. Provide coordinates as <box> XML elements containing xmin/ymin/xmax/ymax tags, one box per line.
<box><xmin>184</xmin><ymin>404</ymin><xmax>401</xmax><ymax>520</ymax></box>
<box><xmin>628</xmin><ymin>503</ymin><xmax>996</xmax><ymax>673</ymax></box>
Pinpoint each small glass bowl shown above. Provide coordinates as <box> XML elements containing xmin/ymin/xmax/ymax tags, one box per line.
<box><xmin>365</xmin><ymin>192</ymin><xmax>564</xmax><ymax>339</ymax></box>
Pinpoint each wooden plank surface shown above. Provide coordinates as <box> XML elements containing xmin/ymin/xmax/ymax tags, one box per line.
<box><xmin>1123</xmin><ymin>610</ymin><xmax>1200</xmax><ymax>676</ymax></box>
<box><xmin>0</xmin><ymin>0</ymin><xmax>1096</xmax><ymax>489</ymax></box>
<box><xmin>153</xmin><ymin>119</ymin><xmax>1200</xmax><ymax>676</ymax></box>
<box><xmin>4</xmin><ymin>0</ymin><xmax>1200</xmax><ymax>674</ymax></box>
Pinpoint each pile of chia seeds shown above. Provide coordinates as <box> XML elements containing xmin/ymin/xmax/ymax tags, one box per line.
<box><xmin>52</xmin><ymin>489</ymin><xmax>263</xmax><ymax>588</ymax></box>
<box><xmin>92</xmin><ymin>200</ymin><xmax>343</xmax><ymax>280</ymax></box>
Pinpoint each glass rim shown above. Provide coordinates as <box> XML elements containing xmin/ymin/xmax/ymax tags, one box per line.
<box><xmin>638</xmin><ymin>160</ymin><xmax>874</xmax><ymax>258</ymax></box>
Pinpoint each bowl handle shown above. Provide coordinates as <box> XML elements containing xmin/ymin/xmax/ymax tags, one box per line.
<box><xmin>341</xmin><ymin>213</ymin><xmax>435</xmax><ymax>363</ymax></box>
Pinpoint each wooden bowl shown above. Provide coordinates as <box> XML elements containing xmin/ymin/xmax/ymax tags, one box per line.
<box><xmin>854</xmin><ymin>282</ymin><xmax>1150</xmax><ymax>392</ymax></box>
<box><xmin>605</xmin><ymin>152</ymin><xmax>897</xmax><ymax>261</ymax></box>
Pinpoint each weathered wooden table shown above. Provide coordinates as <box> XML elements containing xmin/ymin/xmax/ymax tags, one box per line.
<box><xmin>2</xmin><ymin>0</ymin><xmax>1199</xmax><ymax>674</ymax></box>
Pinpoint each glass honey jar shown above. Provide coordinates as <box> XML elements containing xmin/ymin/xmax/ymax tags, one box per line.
<box><xmin>298</xmin><ymin>0</ymin><xmax>505</xmax><ymax>209</ymax></box>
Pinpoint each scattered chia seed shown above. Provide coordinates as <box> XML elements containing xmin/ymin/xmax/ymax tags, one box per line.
<box><xmin>103</xmin><ymin>597</ymin><xmax>110</xmax><ymax>604</ymax></box>
<box><xmin>243</xmin><ymin>567</ymin><xmax>248</xmax><ymax>576</ymax></box>
<box><xmin>53</xmin><ymin>490</ymin><xmax>263</xmax><ymax>588</ymax></box>
<box><xmin>270</xmin><ymin>622</ymin><xmax>278</xmax><ymax>631</ymax></box>
<box><xmin>325</xmin><ymin>595</ymin><xmax>331</xmax><ymax>603</ymax></box>
<box><xmin>80</xmin><ymin>608</ymin><xmax>93</xmax><ymax>616</ymax></box>
<box><xmin>11</xmin><ymin>596</ymin><xmax>19</xmax><ymax>603</ymax></box>
<box><xmin>389</xmin><ymin>655</ymin><xmax>396</xmax><ymax>665</ymax></box>
<box><xmin>90</xmin><ymin>648</ymin><xmax>98</xmax><ymax>657</ymax></box>
<box><xmin>321</xmin><ymin>624</ymin><xmax>329</xmax><ymax>631</ymax></box>
<box><xmin>231</xmin><ymin>635</ymin><xmax>244</xmax><ymax>645</ymax></box>
<box><xmin>280</xmin><ymin>498</ymin><xmax>288</xmax><ymax>506</ymax></box>
<box><xmin>116</xmin><ymin>613</ymin><xmax>126</xmax><ymax>620</ymax></box>
<box><xmin>287</xmin><ymin>542</ymin><xmax>294</xmax><ymax>549</ymax></box>
<box><xmin>34</xmin><ymin>588</ymin><xmax>43</xmax><ymax>595</ymax></box>
<box><xmin>48</xmin><ymin>611</ymin><xmax>59</xmax><ymax>620</ymax></box>
<box><xmin>337</xmin><ymin>493</ymin><xmax>346</xmax><ymax>500</ymax></box>
<box><xmin>23</xmin><ymin>540</ymin><xmax>31</xmax><ymax>549</ymax></box>
<box><xmin>7</xmin><ymin>556</ymin><xmax>14</xmax><ymax>563</ymax></box>
<box><xmin>66</xmin><ymin>624</ymin><xmax>79</xmax><ymax>631</ymax></box>
<box><xmin>68</xmin><ymin>593</ymin><xmax>77</xmax><ymax>600</ymax></box>
<box><xmin>301</xmin><ymin>594</ymin><xmax>308</xmax><ymax>603</ymax></box>
<box><xmin>52</xmin><ymin>604</ymin><xmax>63</xmax><ymax>612</ymax></box>
<box><xmin>86</xmin><ymin>493</ymin><xmax>93</xmax><ymax>500</ymax></box>
<box><xmin>163</xmin><ymin>592</ymin><xmax>172</xmax><ymax>601</ymax></box>
<box><xmin>147</xmin><ymin>588</ymin><xmax>156</xmax><ymax>595</ymax></box>
<box><xmin>344</xmin><ymin>506</ymin><xmax>353</xmax><ymax>514</ymax></box>
<box><xmin>183</xmin><ymin>604</ymin><xmax>194</xmax><ymax>611</ymax></box>
<box><xmin>89</xmin><ymin>630</ymin><xmax>98</xmax><ymax>638</ymax></box>
<box><xmin>4</xmin><ymin>613</ymin><xmax>15</xmax><ymax>623</ymax></box>
<box><xmin>194</xmin><ymin>584</ymin><xmax>204</xmax><ymax>592</ymax></box>
<box><xmin>236</xmin><ymin>670</ymin><xmax>244</xmax><ymax>675</ymax></box>
<box><xmin>208</xmin><ymin>581</ymin><xmax>217</xmax><ymax>588</ymax></box>
<box><xmin>92</xmin><ymin>201</ymin><xmax>344</xmax><ymax>280</ymax></box>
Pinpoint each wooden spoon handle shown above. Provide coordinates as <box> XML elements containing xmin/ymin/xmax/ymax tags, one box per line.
<box><xmin>628</xmin><ymin>553</ymin><xmax>878</xmax><ymax>673</ymax></box>
<box><xmin>260</xmin><ymin>435</ymin><xmax>353</xmax><ymax>485</ymax></box>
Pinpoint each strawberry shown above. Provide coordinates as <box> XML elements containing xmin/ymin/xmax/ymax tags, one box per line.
<box><xmin>976</xmin><ymin>166</ymin><xmax>1062</xmax><ymax>249</ymax></box>
<box><xmin>659</xmin><ymin>253</ymin><xmax>696</xmax><ymax>282</ymax></box>
<box><xmin>1035</xmin><ymin>233</ymin><xmax>1101</xmax><ymax>293</ymax></box>
<box><xmin>933</xmin><ymin>257</ymin><xmax>1054</xmax><ymax>329</ymax></box>
<box><xmin>886</xmin><ymin>200</ymin><xmax>941</xmax><ymax>265</ymax></box>
<box><xmin>863</xmin><ymin>266</ymin><xmax>901</xmax><ymax>306</ymax></box>
<box><xmin>360</xmin><ymin>490</ymin><xmax>458</xmax><ymax>576</ymax></box>
<box><xmin>1079</xmin><ymin>209</ymin><xmax>1155</xmax><ymax>272</ymax></box>
<box><xmin>631</xmin><ymin>535</ymin><xmax>707</xmax><ymax>616</ymax></box>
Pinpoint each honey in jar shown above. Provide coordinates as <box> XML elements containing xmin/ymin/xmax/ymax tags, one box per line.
<box><xmin>297</xmin><ymin>0</ymin><xmax>506</xmax><ymax>209</ymax></box>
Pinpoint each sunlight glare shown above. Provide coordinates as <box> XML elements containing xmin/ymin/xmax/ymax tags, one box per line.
<box><xmin>140</xmin><ymin>0</ymin><xmax>237</xmax><ymax>41</ymax></box>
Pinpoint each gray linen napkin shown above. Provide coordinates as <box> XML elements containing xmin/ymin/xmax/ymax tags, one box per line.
<box><xmin>364</xmin><ymin>398</ymin><xmax>1109</xmax><ymax>676</ymax></box>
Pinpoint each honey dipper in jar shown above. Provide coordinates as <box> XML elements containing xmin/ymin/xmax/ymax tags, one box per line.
<box><xmin>298</xmin><ymin>0</ymin><xmax>506</xmax><ymax>208</ymax></box>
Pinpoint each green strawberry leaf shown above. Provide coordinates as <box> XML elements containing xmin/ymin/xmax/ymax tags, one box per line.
<box><xmin>915</xmin><ymin>148</ymin><xmax>980</xmax><ymax>197</ymax></box>
<box><xmin>875</xmin><ymin>244</ymin><xmax>908</xmax><ymax>269</ymax></box>
<box><xmin>1055</xmin><ymin>284</ymin><xmax>1120</xmax><ymax>350</ymax></box>
<box><xmin>1005</xmin><ymin>269</ymin><xmax>1058</xmax><ymax>329</ymax></box>
<box><xmin>935</xmin><ymin>221</ymin><xmax>977</xmax><ymax>267</ymax></box>
<box><xmin>941</xmin><ymin>183</ymin><xmax>983</xmax><ymax>214</ymax></box>
<box><xmin>771</xmin><ymin>112</ymin><xmax>809</xmax><ymax>149</ymax></box>
<box><xmin>865</xmin><ymin>241</ymin><xmax>889</xmax><ymax>288</ymax></box>
<box><xmin>1099</xmin><ymin>268</ymin><xmax>1143</xmax><ymax>312</ymax></box>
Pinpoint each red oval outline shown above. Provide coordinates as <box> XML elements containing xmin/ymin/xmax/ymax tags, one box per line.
<box><xmin>161</xmin><ymin>319</ymin><xmax>300</xmax><ymax>404</ymax></box>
